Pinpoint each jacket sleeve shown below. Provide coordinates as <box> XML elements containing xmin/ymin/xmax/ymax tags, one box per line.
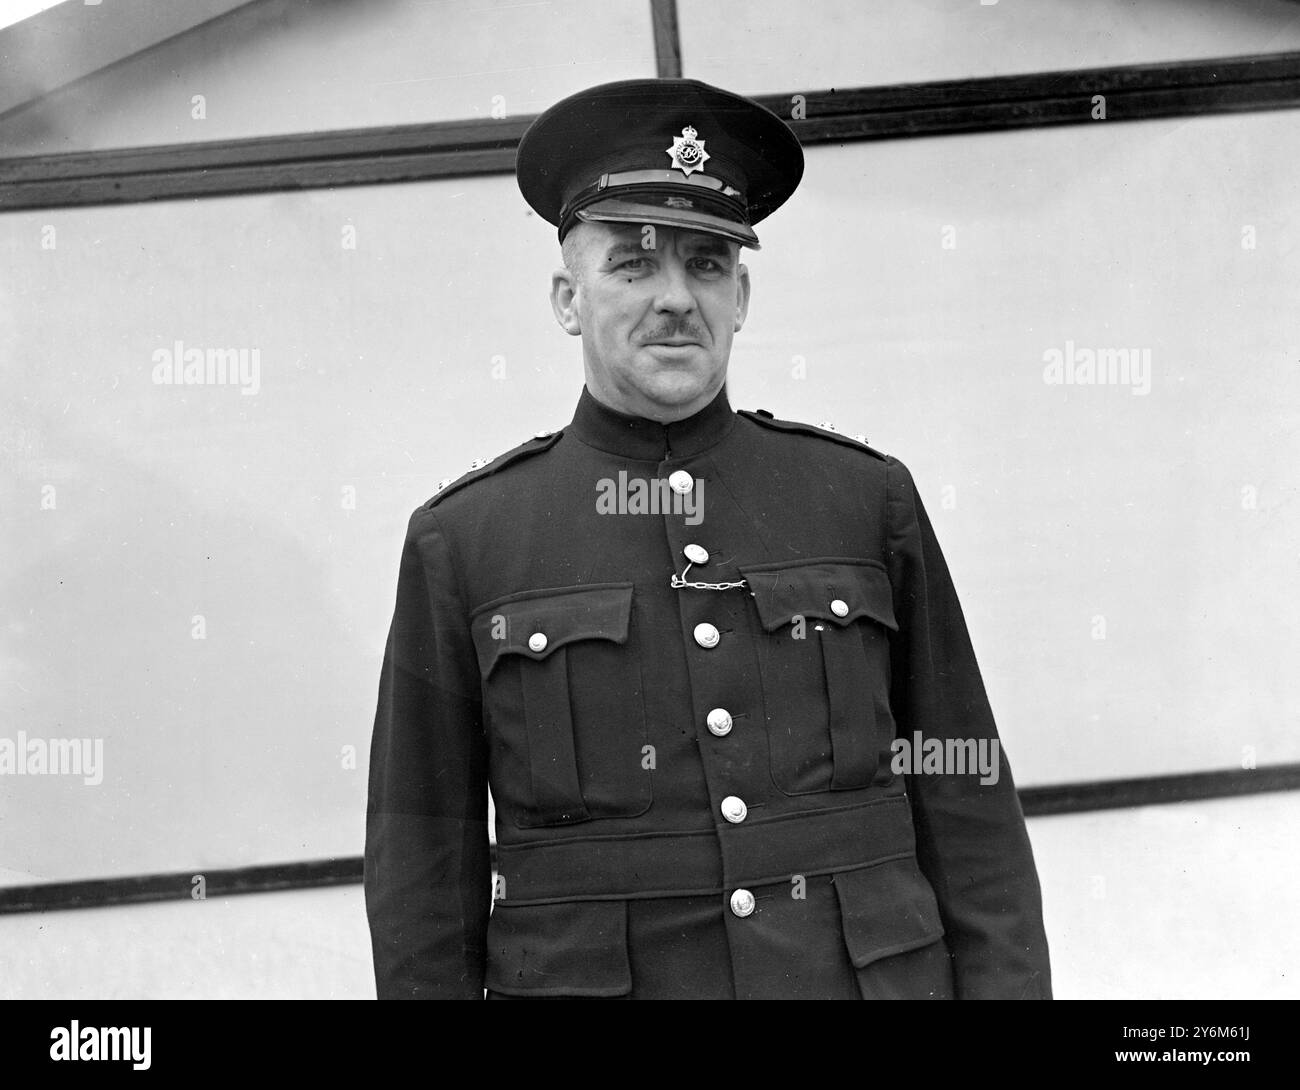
<box><xmin>365</xmin><ymin>506</ymin><xmax>491</xmax><ymax>999</ymax></box>
<box><xmin>884</xmin><ymin>456</ymin><xmax>1052</xmax><ymax>999</ymax></box>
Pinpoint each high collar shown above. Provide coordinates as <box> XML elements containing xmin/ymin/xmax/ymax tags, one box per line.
<box><xmin>567</xmin><ymin>385</ymin><xmax>737</xmax><ymax>461</ymax></box>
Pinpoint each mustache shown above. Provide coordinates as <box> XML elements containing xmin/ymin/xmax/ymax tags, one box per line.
<box><xmin>637</xmin><ymin>320</ymin><xmax>709</xmax><ymax>344</ymax></box>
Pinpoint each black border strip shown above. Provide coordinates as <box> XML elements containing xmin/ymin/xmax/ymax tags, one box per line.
<box><xmin>2</xmin><ymin>763</ymin><xmax>1296</xmax><ymax>915</ymax></box>
<box><xmin>2</xmin><ymin>51</ymin><xmax>1299</xmax><ymax>211</ymax></box>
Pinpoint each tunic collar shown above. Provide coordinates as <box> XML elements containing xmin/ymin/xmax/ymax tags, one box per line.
<box><xmin>567</xmin><ymin>384</ymin><xmax>736</xmax><ymax>461</ymax></box>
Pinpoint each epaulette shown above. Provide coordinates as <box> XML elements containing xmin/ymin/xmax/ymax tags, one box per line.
<box><xmin>423</xmin><ymin>428</ymin><xmax>565</xmax><ymax>508</ymax></box>
<box><xmin>738</xmin><ymin>408</ymin><xmax>888</xmax><ymax>461</ymax></box>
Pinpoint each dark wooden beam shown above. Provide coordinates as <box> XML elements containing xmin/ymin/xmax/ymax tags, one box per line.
<box><xmin>2</xmin><ymin>51</ymin><xmax>1299</xmax><ymax>213</ymax></box>
<box><xmin>0</xmin><ymin>116</ymin><xmax>529</xmax><ymax>210</ymax></box>
<box><xmin>2</xmin><ymin>763</ymin><xmax>1297</xmax><ymax>914</ymax></box>
<box><xmin>1018</xmin><ymin>762</ymin><xmax>1300</xmax><ymax>818</ymax></box>
<box><xmin>650</xmin><ymin>0</ymin><xmax>682</xmax><ymax>79</ymax></box>
<box><xmin>0</xmin><ymin>857</ymin><xmax>362</xmax><ymax>914</ymax></box>
<box><xmin>751</xmin><ymin>50</ymin><xmax>1300</xmax><ymax>138</ymax></box>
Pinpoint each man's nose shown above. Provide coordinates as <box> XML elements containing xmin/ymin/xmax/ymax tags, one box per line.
<box><xmin>652</xmin><ymin>258</ymin><xmax>696</xmax><ymax>314</ymax></box>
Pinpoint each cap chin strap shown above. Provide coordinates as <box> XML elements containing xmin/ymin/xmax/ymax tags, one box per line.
<box><xmin>561</xmin><ymin>169</ymin><xmax>747</xmax><ymax>227</ymax></box>
<box><xmin>571</xmin><ymin>204</ymin><xmax>760</xmax><ymax>249</ymax></box>
<box><xmin>599</xmin><ymin>169</ymin><xmax>744</xmax><ymax>200</ymax></box>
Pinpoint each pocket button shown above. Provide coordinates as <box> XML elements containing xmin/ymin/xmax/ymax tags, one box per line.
<box><xmin>706</xmin><ymin>708</ymin><xmax>733</xmax><ymax>736</ymax></box>
<box><xmin>721</xmin><ymin>795</ymin><xmax>748</xmax><ymax>823</ymax></box>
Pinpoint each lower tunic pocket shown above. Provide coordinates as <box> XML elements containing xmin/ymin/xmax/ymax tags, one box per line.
<box><xmin>832</xmin><ymin>855</ymin><xmax>954</xmax><ymax>1000</ymax></box>
<box><xmin>485</xmin><ymin>899</ymin><xmax>632</xmax><ymax>998</ymax></box>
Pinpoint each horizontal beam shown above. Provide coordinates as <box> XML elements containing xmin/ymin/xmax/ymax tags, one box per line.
<box><xmin>0</xmin><ymin>117</ymin><xmax>532</xmax><ymax>210</ymax></box>
<box><xmin>2</xmin><ymin>51</ymin><xmax>1299</xmax><ymax>212</ymax></box>
<box><xmin>1017</xmin><ymin>762</ymin><xmax>1300</xmax><ymax>817</ymax></box>
<box><xmin>2</xmin><ymin>761</ymin><xmax>1297</xmax><ymax>914</ymax></box>
<box><xmin>0</xmin><ymin>856</ymin><xmax>362</xmax><ymax>915</ymax></box>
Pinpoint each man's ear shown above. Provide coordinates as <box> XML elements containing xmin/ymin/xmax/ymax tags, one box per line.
<box><xmin>734</xmin><ymin>262</ymin><xmax>752</xmax><ymax>333</ymax></box>
<box><xmin>550</xmin><ymin>268</ymin><xmax>583</xmax><ymax>336</ymax></box>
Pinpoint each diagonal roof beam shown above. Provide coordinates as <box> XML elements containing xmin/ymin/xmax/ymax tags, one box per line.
<box><xmin>0</xmin><ymin>0</ymin><xmax>258</xmax><ymax>118</ymax></box>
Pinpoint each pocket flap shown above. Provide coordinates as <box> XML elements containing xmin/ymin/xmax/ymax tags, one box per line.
<box><xmin>739</xmin><ymin>558</ymin><xmax>898</xmax><ymax>633</ymax></box>
<box><xmin>485</xmin><ymin>899</ymin><xmax>631</xmax><ymax>997</ymax></box>
<box><xmin>471</xmin><ymin>582</ymin><xmax>634</xmax><ymax>678</ymax></box>
<box><xmin>834</xmin><ymin>856</ymin><xmax>946</xmax><ymax>969</ymax></box>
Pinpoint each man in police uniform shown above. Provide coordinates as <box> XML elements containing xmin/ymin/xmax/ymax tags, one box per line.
<box><xmin>365</xmin><ymin>78</ymin><xmax>1052</xmax><ymax>999</ymax></box>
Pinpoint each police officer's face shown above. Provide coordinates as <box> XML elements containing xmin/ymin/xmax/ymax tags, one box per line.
<box><xmin>551</xmin><ymin>222</ymin><xmax>751</xmax><ymax>423</ymax></box>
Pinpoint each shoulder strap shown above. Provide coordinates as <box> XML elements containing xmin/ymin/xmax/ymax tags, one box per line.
<box><xmin>424</xmin><ymin>429</ymin><xmax>565</xmax><ymax>508</ymax></box>
<box><xmin>737</xmin><ymin>409</ymin><xmax>888</xmax><ymax>461</ymax></box>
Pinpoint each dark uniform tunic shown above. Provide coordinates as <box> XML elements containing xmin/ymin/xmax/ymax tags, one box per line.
<box><xmin>365</xmin><ymin>386</ymin><xmax>1052</xmax><ymax>999</ymax></box>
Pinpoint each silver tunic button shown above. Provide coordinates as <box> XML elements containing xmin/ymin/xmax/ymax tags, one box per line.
<box><xmin>683</xmin><ymin>543</ymin><xmax>710</xmax><ymax>565</ymax></box>
<box><xmin>527</xmin><ymin>632</ymin><xmax>548</xmax><ymax>653</ymax></box>
<box><xmin>830</xmin><ymin>599</ymin><xmax>849</xmax><ymax>618</ymax></box>
<box><xmin>706</xmin><ymin>708</ymin><xmax>733</xmax><ymax>737</ymax></box>
<box><xmin>668</xmin><ymin>470</ymin><xmax>694</xmax><ymax>494</ymax></box>
<box><xmin>721</xmin><ymin>795</ymin><xmax>748</xmax><ymax>823</ymax></box>
<box><xmin>693</xmin><ymin>622</ymin><xmax>720</xmax><ymax>649</ymax></box>
<box><xmin>730</xmin><ymin>889</ymin><xmax>756</xmax><ymax>918</ymax></box>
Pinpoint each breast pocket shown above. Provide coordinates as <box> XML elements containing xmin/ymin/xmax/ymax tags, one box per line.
<box><xmin>739</xmin><ymin>557</ymin><xmax>898</xmax><ymax>795</ymax></box>
<box><xmin>471</xmin><ymin>582</ymin><xmax>652</xmax><ymax>828</ymax></box>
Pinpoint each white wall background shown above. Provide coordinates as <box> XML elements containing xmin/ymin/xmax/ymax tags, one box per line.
<box><xmin>679</xmin><ymin>0</ymin><xmax>1300</xmax><ymax>93</ymax></box>
<box><xmin>0</xmin><ymin>0</ymin><xmax>659</xmax><ymax>153</ymax></box>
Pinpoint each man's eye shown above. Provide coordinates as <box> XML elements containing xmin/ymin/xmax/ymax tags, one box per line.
<box><xmin>691</xmin><ymin>258</ymin><xmax>723</xmax><ymax>272</ymax></box>
<box><xmin>618</xmin><ymin>258</ymin><xmax>646</xmax><ymax>271</ymax></box>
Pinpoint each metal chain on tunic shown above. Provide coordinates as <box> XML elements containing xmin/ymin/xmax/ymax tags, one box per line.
<box><xmin>670</xmin><ymin>562</ymin><xmax>748</xmax><ymax>592</ymax></box>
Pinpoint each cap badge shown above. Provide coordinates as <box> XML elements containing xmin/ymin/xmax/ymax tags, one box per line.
<box><xmin>664</xmin><ymin>196</ymin><xmax>694</xmax><ymax>209</ymax></box>
<box><xmin>666</xmin><ymin>125</ymin><xmax>710</xmax><ymax>176</ymax></box>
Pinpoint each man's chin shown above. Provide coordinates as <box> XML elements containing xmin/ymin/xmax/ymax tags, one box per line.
<box><xmin>620</xmin><ymin>366</ymin><xmax>721</xmax><ymax>418</ymax></box>
<box><xmin>635</xmin><ymin>370</ymin><xmax>714</xmax><ymax>405</ymax></box>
